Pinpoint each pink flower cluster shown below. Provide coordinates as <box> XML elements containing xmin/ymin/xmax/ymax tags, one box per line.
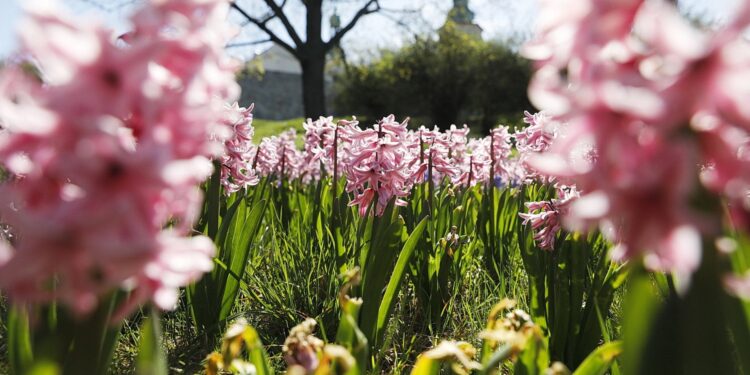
<box><xmin>301</xmin><ymin>116</ymin><xmax>339</xmax><ymax>182</ymax></box>
<box><xmin>342</xmin><ymin>115</ymin><xmax>416</xmax><ymax>216</ymax></box>
<box><xmin>455</xmin><ymin>138</ymin><xmax>491</xmax><ymax>187</ymax></box>
<box><xmin>411</xmin><ymin>125</ymin><xmax>463</xmax><ymax>185</ymax></box>
<box><xmin>255</xmin><ymin>129</ymin><xmax>303</xmax><ymax>182</ymax></box>
<box><xmin>523</xmin><ymin>0</ymin><xmax>750</xmax><ymax>278</ymax></box>
<box><xmin>515</xmin><ymin>111</ymin><xmax>555</xmax><ymax>155</ymax></box>
<box><xmin>220</xmin><ymin>113</ymin><xmax>558</xmax><ymax>216</ymax></box>
<box><xmin>221</xmin><ymin>103</ymin><xmax>259</xmax><ymax>194</ymax></box>
<box><xmin>0</xmin><ymin>0</ymin><xmax>239</xmax><ymax>317</ymax></box>
<box><xmin>519</xmin><ymin>186</ymin><xmax>579</xmax><ymax>251</ymax></box>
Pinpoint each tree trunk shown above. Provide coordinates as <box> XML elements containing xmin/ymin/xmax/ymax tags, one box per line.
<box><xmin>301</xmin><ymin>55</ymin><xmax>327</xmax><ymax>118</ymax></box>
<box><xmin>301</xmin><ymin>0</ymin><xmax>327</xmax><ymax>118</ymax></box>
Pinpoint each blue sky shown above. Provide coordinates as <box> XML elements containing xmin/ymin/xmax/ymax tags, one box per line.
<box><xmin>0</xmin><ymin>0</ymin><xmax>741</xmax><ymax>61</ymax></box>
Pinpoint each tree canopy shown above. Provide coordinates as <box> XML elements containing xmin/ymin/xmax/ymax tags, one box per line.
<box><xmin>334</xmin><ymin>22</ymin><xmax>532</xmax><ymax>133</ymax></box>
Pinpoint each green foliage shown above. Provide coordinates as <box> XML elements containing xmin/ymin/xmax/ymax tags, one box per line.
<box><xmin>7</xmin><ymin>306</ymin><xmax>33</xmax><ymax>375</ymax></box>
<box><xmin>624</xmin><ymin>242</ymin><xmax>750</xmax><ymax>375</ymax></box>
<box><xmin>572</xmin><ymin>341</ymin><xmax>622</xmax><ymax>375</ymax></box>
<box><xmin>5</xmin><ymin>294</ymin><xmax>123</xmax><ymax>375</ymax></box>
<box><xmin>376</xmin><ymin>217</ymin><xmax>428</xmax><ymax>346</ymax></box>
<box><xmin>187</xmin><ymin>168</ymin><xmax>270</xmax><ymax>339</ymax></box>
<box><xmin>137</xmin><ymin>313</ymin><xmax>168</xmax><ymax>375</ymax></box>
<box><xmin>335</xmin><ymin>24</ymin><xmax>532</xmax><ymax>132</ymax></box>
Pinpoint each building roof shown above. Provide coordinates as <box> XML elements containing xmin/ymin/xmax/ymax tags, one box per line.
<box><xmin>251</xmin><ymin>44</ymin><xmax>301</xmax><ymax>75</ymax></box>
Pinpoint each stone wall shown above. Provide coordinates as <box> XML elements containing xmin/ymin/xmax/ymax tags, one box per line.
<box><xmin>238</xmin><ymin>71</ymin><xmax>304</xmax><ymax>120</ymax></box>
<box><xmin>237</xmin><ymin>71</ymin><xmax>336</xmax><ymax>120</ymax></box>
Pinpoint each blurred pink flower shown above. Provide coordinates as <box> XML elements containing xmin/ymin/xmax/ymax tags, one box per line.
<box><xmin>725</xmin><ymin>272</ymin><xmax>750</xmax><ymax>299</ymax></box>
<box><xmin>523</xmin><ymin>0</ymin><xmax>750</xmax><ymax>278</ymax></box>
<box><xmin>0</xmin><ymin>0</ymin><xmax>238</xmax><ymax>317</ymax></box>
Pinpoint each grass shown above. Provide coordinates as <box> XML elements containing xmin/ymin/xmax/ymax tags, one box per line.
<box><xmin>253</xmin><ymin>118</ymin><xmax>306</xmax><ymax>141</ymax></box>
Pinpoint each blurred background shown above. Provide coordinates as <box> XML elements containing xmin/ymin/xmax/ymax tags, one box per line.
<box><xmin>0</xmin><ymin>0</ymin><xmax>738</xmax><ymax>133</ymax></box>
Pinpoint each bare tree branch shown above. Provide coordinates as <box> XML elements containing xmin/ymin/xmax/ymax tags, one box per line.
<box><xmin>230</xmin><ymin>2</ymin><xmax>299</xmax><ymax>57</ymax></box>
<box><xmin>325</xmin><ymin>0</ymin><xmax>380</xmax><ymax>50</ymax></box>
<box><xmin>225</xmin><ymin>38</ymin><xmax>273</xmax><ymax>49</ymax></box>
<box><xmin>72</xmin><ymin>0</ymin><xmax>140</xmax><ymax>12</ymax></box>
<box><xmin>260</xmin><ymin>0</ymin><xmax>305</xmax><ymax>48</ymax></box>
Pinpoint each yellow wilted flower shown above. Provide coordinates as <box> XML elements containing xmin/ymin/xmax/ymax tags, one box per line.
<box><xmin>283</xmin><ymin>318</ymin><xmax>325</xmax><ymax>372</ymax></box>
<box><xmin>205</xmin><ymin>319</ymin><xmax>260</xmax><ymax>375</ymax></box>
<box><xmin>412</xmin><ymin>341</ymin><xmax>481</xmax><ymax>375</ymax></box>
<box><xmin>313</xmin><ymin>344</ymin><xmax>357</xmax><ymax>374</ymax></box>
<box><xmin>480</xmin><ymin>299</ymin><xmax>540</xmax><ymax>357</ymax></box>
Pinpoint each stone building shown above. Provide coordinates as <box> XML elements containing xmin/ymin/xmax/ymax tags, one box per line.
<box><xmin>237</xmin><ymin>44</ymin><xmax>306</xmax><ymax>120</ymax></box>
<box><xmin>237</xmin><ymin>10</ymin><xmax>341</xmax><ymax>120</ymax></box>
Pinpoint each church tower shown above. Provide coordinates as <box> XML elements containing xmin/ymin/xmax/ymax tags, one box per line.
<box><xmin>444</xmin><ymin>0</ymin><xmax>482</xmax><ymax>39</ymax></box>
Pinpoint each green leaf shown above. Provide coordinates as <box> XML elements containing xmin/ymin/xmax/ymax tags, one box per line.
<box><xmin>219</xmin><ymin>199</ymin><xmax>268</xmax><ymax>322</ymax></box>
<box><xmin>26</xmin><ymin>361</ymin><xmax>60</xmax><ymax>375</ymax></box>
<box><xmin>137</xmin><ymin>312</ymin><xmax>167</xmax><ymax>375</ymax></box>
<box><xmin>514</xmin><ymin>332</ymin><xmax>550</xmax><ymax>375</ymax></box>
<box><xmin>358</xmin><ymin>200</ymin><xmax>405</xmax><ymax>344</ymax></box>
<box><xmin>572</xmin><ymin>341</ymin><xmax>623</xmax><ymax>375</ymax></box>
<box><xmin>336</xmin><ymin>298</ymin><xmax>369</xmax><ymax>371</ymax></box>
<box><xmin>375</xmin><ymin>217</ymin><xmax>428</xmax><ymax>346</ymax></box>
<box><xmin>62</xmin><ymin>293</ymin><xmax>123</xmax><ymax>375</ymax></box>
<box><xmin>242</xmin><ymin>326</ymin><xmax>274</xmax><ymax>375</ymax></box>
<box><xmin>8</xmin><ymin>306</ymin><xmax>33</xmax><ymax>375</ymax></box>
<box><xmin>410</xmin><ymin>356</ymin><xmax>442</xmax><ymax>375</ymax></box>
<box><xmin>479</xmin><ymin>344</ymin><xmax>514</xmax><ymax>375</ymax></box>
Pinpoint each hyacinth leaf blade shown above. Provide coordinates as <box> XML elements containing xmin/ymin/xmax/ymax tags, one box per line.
<box><xmin>727</xmin><ymin>232</ymin><xmax>750</xmax><ymax>325</ymax></box>
<box><xmin>726</xmin><ymin>232</ymin><xmax>750</xmax><ymax>372</ymax></box>
<box><xmin>571</xmin><ymin>341</ymin><xmax>623</xmax><ymax>375</ymax></box>
<box><xmin>188</xmin><ymin>193</ymin><xmax>267</xmax><ymax>335</ymax></box>
<box><xmin>620</xmin><ymin>266</ymin><xmax>660</xmax><ymax>375</ymax></box>
<box><xmin>206</xmin><ymin>161</ymin><xmax>224</xmax><ymax>240</ymax></box>
<box><xmin>7</xmin><ymin>306</ymin><xmax>33</xmax><ymax>375</ymax></box>
<box><xmin>478</xmin><ymin>343</ymin><xmax>515</xmax><ymax>375</ymax></box>
<box><xmin>375</xmin><ymin>217</ymin><xmax>428</xmax><ymax>346</ymax></box>
<box><xmin>218</xmin><ymin>198</ymin><xmax>268</xmax><ymax>322</ymax></box>
<box><xmin>136</xmin><ymin>312</ymin><xmax>168</xmax><ymax>375</ymax></box>
<box><xmin>358</xmin><ymin>199</ymin><xmax>405</xmax><ymax>346</ymax></box>
<box><xmin>513</xmin><ymin>330</ymin><xmax>550</xmax><ymax>375</ymax></box>
<box><xmin>241</xmin><ymin>326</ymin><xmax>274</xmax><ymax>375</ymax></box>
<box><xmin>336</xmin><ymin>294</ymin><xmax>368</xmax><ymax>373</ymax></box>
<box><xmin>565</xmin><ymin>233</ymin><xmax>589</xmax><ymax>364</ymax></box>
<box><xmin>24</xmin><ymin>362</ymin><xmax>60</xmax><ymax>375</ymax></box>
<box><xmin>548</xmin><ymin>241</ymin><xmax>570</xmax><ymax>363</ymax></box>
<box><xmin>640</xmin><ymin>247</ymin><xmax>737</xmax><ymax>374</ymax></box>
<box><xmin>410</xmin><ymin>355</ymin><xmax>442</xmax><ymax>375</ymax></box>
<box><xmin>186</xmin><ymin>200</ymin><xmax>239</xmax><ymax>334</ymax></box>
<box><xmin>575</xmin><ymin>248</ymin><xmax>627</xmax><ymax>366</ymax></box>
<box><xmin>60</xmin><ymin>293</ymin><xmax>123</xmax><ymax>375</ymax></box>
<box><xmin>517</xmin><ymin>193</ymin><xmax>547</xmax><ymax>331</ymax></box>
<box><xmin>215</xmin><ymin>193</ymin><xmax>244</xmax><ymax>250</ymax></box>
